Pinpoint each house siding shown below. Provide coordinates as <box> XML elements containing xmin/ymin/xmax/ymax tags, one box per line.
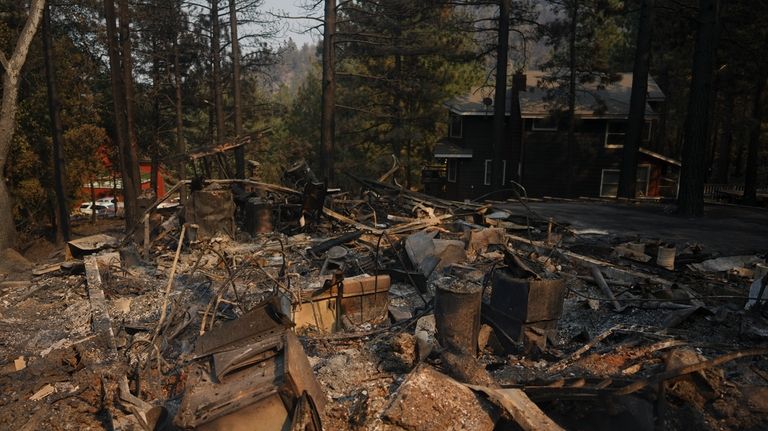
<box><xmin>521</xmin><ymin>119</ymin><xmax>612</xmax><ymax>197</ymax></box>
<box><xmin>444</xmin><ymin>115</ymin><xmax>520</xmax><ymax>200</ymax></box>
<box><xmin>514</xmin><ymin>118</ymin><xmax>678</xmax><ymax>198</ymax></box>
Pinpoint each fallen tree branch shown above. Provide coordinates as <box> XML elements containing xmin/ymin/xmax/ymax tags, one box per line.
<box><xmin>547</xmin><ymin>324</ymin><xmax>624</xmax><ymax>374</ymax></box>
<box><xmin>151</xmin><ymin>224</ymin><xmax>187</xmax><ymax>344</ymax></box>
<box><xmin>590</xmin><ymin>265</ymin><xmax>624</xmax><ymax>312</ymax></box>
<box><xmin>615</xmin><ymin>347</ymin><xmax>768</xmax><ymax>396</ymax></box>
<box><xmin>466</xmin><ymin>385</ymin><xmax>565</xmax><ymax>431</ymax></box>
<box><xmin>507</xmin><ymin>234</ymin><xmax>677</xmax><ymax>287</ymax></box>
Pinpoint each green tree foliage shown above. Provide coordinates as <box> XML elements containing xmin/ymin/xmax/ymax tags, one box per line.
<box><xmin>63</xmin><ymin>124</ymin><xmax>112</xmax><ymax>199</ymax></box>
<box><xmin>334</xmin><ymin>1</ymin><xmax>480</xmax><ymax>187</ymax></box>
<box><xmin>538</xmin><ymin>0</ymin><xmax>629</xmax><ymax>107</ymax></box>
<box><xmin>1</xmin><ymin>1</ymin><xmax>108</xmax><ymax>233</ymax></box>
<box><xmin>267</xmin><ymin>2</ymin><xmax>481</xmax><ymax>188</ymax></box>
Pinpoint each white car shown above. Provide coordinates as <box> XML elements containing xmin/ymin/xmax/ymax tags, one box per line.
<box><xmin>78</xmin><ymin>202</ymin><xmax>109</xmax><ymax>216</ymax></box>
<box><xmin>95</xmin><ymin>197</ymin><xmax>123</xmax><ymax>215</ymax></box>
<box><xmin>96</xmin><ymin>197</ymin><xmax>116</xmax><ymax>208</ymax></box>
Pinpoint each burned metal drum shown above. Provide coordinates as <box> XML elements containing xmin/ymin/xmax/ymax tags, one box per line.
<box><xmin>483</xmin><ymin>270</ymin><xmax>566</xmax><ymax>352</ymax></box>
<box><xmin>434</xmin><ymin>278</ymin><xmax>482</xmax><ymax>355</ymax></box>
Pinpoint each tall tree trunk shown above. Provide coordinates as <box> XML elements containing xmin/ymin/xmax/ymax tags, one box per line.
<box><xmin>112</xmin><ymin>174</ymin><xmax>117</xmax><ymax>216</ymax></box>
<box><xmin>42</xmin><ymin>3</ymin><xmax>70</xmax><ymax>243</ymax></box>
<box><xmin>655</xmin><ymin>64</ymin><xmax>670</xmax><ymax>152</ymax></box>
<box><xmin>707</xmin><ymin>100</ymin><xmax>720</xmax><ymax>182</ymax></box>
<box><xmin>151</xmin><ymin>37</ymin><xmax>160</xmax><ymax>198</ymax></box>
<box><xmin>712</xmin><ymin>91</ymin><xmax>735</xmax><ymax>183</ymax></box>
<box><xmin>393</xmin><ymin>51</ymin><xmax>403</xmax><ymax>185</ymax></box>
<box><xmin>320</xmin><ymin>0</ymin><xmax>336</xmax><ymax>184</ymax></box>
<box><xmin>493</xmin><ymin>0</ymin><xmax>510</xmax><ymax>188</ymax></box>
<box><xmin>706</xmin><ymin>68</ymin><xmax>723</xmax><ymax>182</ymax></box>
<box><xmin>230</xmin><ymin>0</ymin><xmax>245</xmax><ymax>178</ymax></box>
<box><xmin>566</xmin><ymin>0</ymin><xmax>578</xmax><ymax>197</ymax></box>
<box><xmin>618</xmin><ymin>0</ymin><xmax>654</xmax><ymax>198</ymax></box>
<box><xmin>677</xmin><ymin>0</ymin><xmax>718</xmax><ymax>217</ymax></box>
<box><xmin>0</xmin><ymin>0</ymin><xmax>45</xmax><ymax>250</ymax></box>
<box><xmin>173</xmin><ymin>5</ymin><xmax>186</xmax><ymax>202</ymax></box>
<box><xmin>743</xmin><ymin>73</ymin><xmax>767</xmax><ymax>205</ymax></box>
<box><xmin>118</xmin><ymin>0</ymin><xmax>141</xmax><ymax>204</ymax></box>
<box><xmin>90</xmin><ymin>180</ymin><xmax>96</xmax><ymax>224</ymax></box>
<box><xmin>211</xmin><ymin>0</ymin><xmax>225</xmax><ymax>148</ymax></box>
<box><xmin>104</xmin><ymin>0</ymin><xmax>138</xmax><ymax>230</ymax></box>
<box><xmin>733</xmin><ymin>128</ymin><xmax>745</xmax><ymax>178</ymax></box>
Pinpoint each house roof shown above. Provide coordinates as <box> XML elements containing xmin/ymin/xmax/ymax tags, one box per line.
<box><xmin>434</xmin><ymin>140</ymin><xmax>473</xmax><ymax>159</ymax></box>
<box><xmin>639</xmin><ymin>147</ymin><xmax>681</xmax><ymax>166</ymax></box>
<box><xmin>448</xmin><ymin>71</ymin><xmax>665</xmax><ymax>119</ymax></box>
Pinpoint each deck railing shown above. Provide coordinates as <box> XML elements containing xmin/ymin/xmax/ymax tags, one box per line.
<box><xmin>704</xmin><ymin>183</ymin><xmax>768</xmax><ymax>201</ymax></box>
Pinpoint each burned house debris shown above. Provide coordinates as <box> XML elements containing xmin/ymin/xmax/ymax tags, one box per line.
<box><xmin>1</xmin><ymin>161</ymin><xmax>767</xmax><ymax>431</ymax></box>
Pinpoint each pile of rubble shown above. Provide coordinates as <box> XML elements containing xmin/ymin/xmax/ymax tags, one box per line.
<box><xmin>1</xmin><ymin>165</ymin><xmax>767</xmax><ymax>430</ymax></box>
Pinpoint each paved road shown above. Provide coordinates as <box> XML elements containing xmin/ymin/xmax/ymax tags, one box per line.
<box><xmin>501</xmin><ymin>200</ymin><xmax>768</xmax><ymax>256</ymax></box>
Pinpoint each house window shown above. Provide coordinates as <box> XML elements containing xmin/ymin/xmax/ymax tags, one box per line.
<box><xmin>605</xmin><ymin>120</ymin><xmax>652</xmax><ymax>148</ymax></box>
<box><xmin>484</xmin><ymin>160</ymin><xmax>492</xmax><ymax>185</ymax></box>
<box><xmin>447</xmin><ymin>159</ymin><xmax>457</xmax><ymax>183</ymax></box>
<box><xmin>642</xmin><ymin>120</ymin><xmax>652</xmax><ymax>143</ymax></box>
<box><xmin>502</xmin><ymin>160</ymin><xmax>507</xmax><ymax>185</ymax></box>
<box><xmin>605</xmin><ymin>121</ymin><xmax>627</xmax><ymax>148</ymax></box>
<box><xmin>449</xmin><ymin>114</ymin><xmax>463</xmax><ymax>138</ymax></box>
<box><xmin>636</xmin><ymin>164</ymin><xmax>651</xmax><ymax>196</ymax></box>
<box><xmin>531</xmin><ymin>116</ymin><xmax>558</xmax><ymax>131</ymax></box>
<box><xmin>600</xmin><ymin>169</ymin><xmax>620</xmax><ymax>197</ymax></box>
<box><xmin>600</xmin><ymin>165</ymin><xmax>651</xmax><ymax>197</ymax></box>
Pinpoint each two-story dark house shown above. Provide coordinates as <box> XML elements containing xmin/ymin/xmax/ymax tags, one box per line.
<box><xmin>423</xmin><ymin>71</ymin><xmax>681</xmax><ymax>200</ymax></box>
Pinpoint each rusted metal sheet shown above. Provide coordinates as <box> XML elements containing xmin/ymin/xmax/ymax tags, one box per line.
<box><xmin>177</xmin><ymin>294</ymin><xmax>323</xmax><ymax>430</ymax></box>
<box><xmin>195</xmin><ymin>296</ymin><xmax>292</xmax><ymax>358</ymax></box>
<box><xmin>67</xmin><ymin>234</ymin><xmax>119</xmax><ymax>259</ymax></box>
<box><xmin>212</xmin><ymin>338</ymin><xmax>283</xmax><ymax>382</ymax></box>
<box><xmin>292</xmin><ymin>274</ymin><xmax>391</xmax><ymax>332</ymax></box>
<box><xmin>176</xmin><ymin>330</ymin><xmax>325</xmax><ymax>429</ymax></box>
<box><xmin>197</xmin><ymin>393</ymin><xmax>289</xmax><ymax>431</ymax></box>
<box><xmin>284</xmin><ymin>331</ymin><xmax>326</xmax><ymax>411</ymax></box>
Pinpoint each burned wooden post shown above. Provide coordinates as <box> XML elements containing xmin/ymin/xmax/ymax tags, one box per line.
<box><xmin>143</xmin><ymin>213</ymin><xmax>150</xmax><ymax>258</ymax></box>
<box><xmin>84</xmin><ymin>255</ymin><xmax>117</xmax><ymax>361</ymax></box>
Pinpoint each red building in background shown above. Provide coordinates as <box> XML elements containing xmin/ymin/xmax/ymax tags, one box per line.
<box><xmin>79</xmin><ymin>150</ymin><xmax>166</xmax><ymax>204</ymax></box>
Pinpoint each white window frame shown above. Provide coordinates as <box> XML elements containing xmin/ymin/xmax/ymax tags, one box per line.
<box><xmin>605</xmin><ymin>120</ymin><xmax>652</xmax><ymax>148</ymax></box>
<box><xmin>599</xmin><ymin>169</ymin><xmax>620</xmax><ymax>197</ymax></box>
<box><xmin>636</xmin><ymin>164</ymin><xmax>651</xmax><ymax>196</ymax></box>
<box><xmin>605</xmin><ymin>121</ymin><xmax>626</xmax><ymax>149</ymax></box>
<box><xmin>484</xmin><ymin>159</ymin><xmax>492</xmax><ymax>185</ymax></box>
<box><xmin>599</xmin><ymin>165</ymin><xmax>652</xmax><ymax>197</ymax></box>
<box><xmin>502</xmin><ymin>160</ymin><xmax>507</xmax><ymax>185</ymax></box>
<box><xmin>447</xmin><ymin>159</ymin><xmax>457</xmax><ymax>183</ymax></box>
<box><xmin>531</xmin><ymin>117</ymin><xmax>558</xmax><ymax>131</ymax></box>
<box><xmin>449</xmin><ymin>114</ymin><xmax>463</xmax><ymax>138</ymax></box>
